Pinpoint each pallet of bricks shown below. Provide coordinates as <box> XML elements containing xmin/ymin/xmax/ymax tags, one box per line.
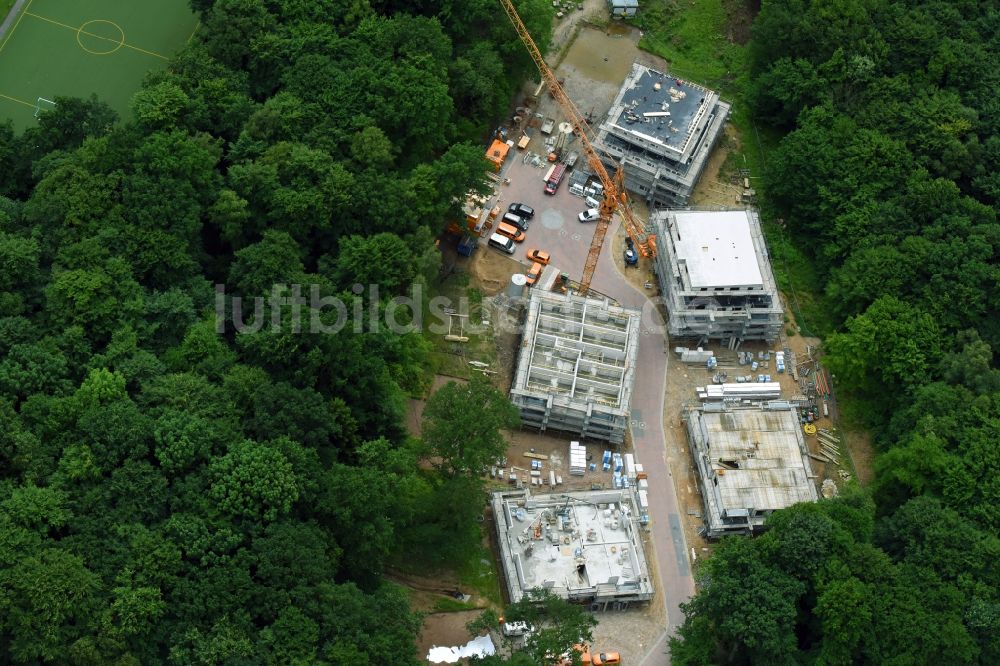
<box><xmin>569</xmin><ymin>441</ymin><xmax>586</xmax><ymax>476</ymax></box>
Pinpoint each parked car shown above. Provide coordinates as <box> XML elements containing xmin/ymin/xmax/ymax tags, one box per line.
<box><xmin>526</xmin><ymin>248</ymin><xmax>550</xmax><ymax>265</ymax></box>
<box><xmin>508</xmin><ymin>202</ymin><xmax>535</xmax><ymax>219</ymax></box>
<box><xmin>501</xmin><ymin>621</ymin><xmax>533</xmax><ymax>637</ymax></box>
<box><xmin>496</xmin><ymin>221</ymin><xmax>526</xmax><ymax>242</ymax></box>
<box><xmin>578</xmin><ymin>208</ymin><xmax>600</xmax><ymax>222</ymax></box>
<box><xmin>488</xmin><ymin>232</ymin><xmax>516</xmax><ymax>254</ymax></box>
<box><xmin>525</xmin><ymin>262</ymin><xmax>544</xmax><ymax>286</ymax></box>
<box><xmin>623</xmin><ymin>237</ymin><xmax>637</xmax><ymax>266</ymax></box>
<box><xmin>502</xmin><ymin>212</ymin><xmax>529</xmax><ymax>231</ymax></box>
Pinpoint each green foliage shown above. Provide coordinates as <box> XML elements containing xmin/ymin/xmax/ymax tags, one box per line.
<box><xmin>0</xmin><ymin>0</ymin><xmax>549</xmax><ymax>661</ymax></box>
<box><xmin>331</xmin><ymin>232</ymin><xmax>419</xmax><ymax>294</ymax></box>
<box><xmin>0</xmin><ymin>548</ymin><xmax>101</xmax><ymax>662</ymax></box>
<box><xmin>826</xmin><ymin>296</ymin><xmax>942</xmax><ymax>399</ymax></box>
<box><xmin>420</xmin><ymin>375</ymin><xmax>519</xmax><ymax>478</ymax></box>
<box><xmin>209</xmin><ymin>440</ymin><xmax>300</xmax><ymax>522</ymax></box>
<box><xmin>673</xmin><ymin>0</ymin><xmax>1000</xmax><ymax>662</ymax></box>
<box><xmin>474</xmin><ymin>588</ymin><xmax>597</xmax><ymax>665</ymax></box>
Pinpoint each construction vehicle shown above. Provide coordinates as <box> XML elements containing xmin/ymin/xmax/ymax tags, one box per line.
<box><xmin>498</xmin><ymin>0</ymin><xmax>656</xmax><ymax>295</ymax></box>
<box><xmin>557</xmin><ymin>644</ymin><xmax>622</xmax><ymax>666</ymax></box>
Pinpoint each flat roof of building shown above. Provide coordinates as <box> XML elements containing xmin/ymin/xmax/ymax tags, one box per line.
<box><xmin>609</xmin><ymin>65</ymin><xmax>713</xmax><ymax>158</ymax></box>
<box><xmin>492</xmin><ymin>488</ymin><xmax>653</xmax><ymax>604</ymax></box>
<box><xmin>695</xmin><ymin>407</ymin><xmax>817</xmax><ymax>512</ymax></box>
<box><xmin>671</xmin><ymin>210</ymin><xmax>763</xmax><ymax>289</ymax></box>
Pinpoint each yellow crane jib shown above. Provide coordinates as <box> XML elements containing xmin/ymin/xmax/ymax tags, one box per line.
<box><xmin>497</xmin><ymin>0</ymin><xmax>657</xmax><ymax>296</ymax></box>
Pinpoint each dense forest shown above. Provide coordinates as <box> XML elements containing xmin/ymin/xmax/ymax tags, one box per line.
<box><xmin>671</xmin><ymin>0</ymin><xmax>1000</xmax><ymax>663</ymax></box>
<box><xmin>0</xmin><ymin>0</ymin><xmax>549</xmax><ymax>662</ymax></box>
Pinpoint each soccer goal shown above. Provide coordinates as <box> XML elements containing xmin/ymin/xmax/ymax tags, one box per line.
<box><xmin>34</xmin><ymin>97</ymin><xmax>57</xmax><ymax>118</ymax></box>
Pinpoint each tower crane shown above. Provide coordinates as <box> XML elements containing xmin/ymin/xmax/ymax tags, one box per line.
<box><xmin>497</xmin><ymin>0</ymin><xmax>657</xmax><ymax>296</ymax></box>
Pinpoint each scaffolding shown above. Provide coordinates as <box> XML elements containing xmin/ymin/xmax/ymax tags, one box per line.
<box><xmin>684</xmin><ymin>403</ymin><xmax>818</xmax><ymax>538</ymax></box>
<box><xmin>651</xmin><ymin>208</ymin><xmax>783</xmax><ymax>343</ymax></box>
<box><xmin>510</xmin><ymin>291</ymin><xmax>640</xmax><ymax>444</ymax></box>
<box><xmin>595</xmin><ymin>63</ymin><xmax>731</xmax><ymax>207</ymax></box>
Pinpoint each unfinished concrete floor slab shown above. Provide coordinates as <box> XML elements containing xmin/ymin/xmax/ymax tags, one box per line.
<box><xmin>492</xmin><ymin>487</ymin><xmax>654</xmax><ymax>608</ymax></box>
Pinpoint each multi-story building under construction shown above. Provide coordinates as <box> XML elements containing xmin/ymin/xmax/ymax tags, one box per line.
<box><xmin>596</xmin><ymin>62</ymin><xmax>730</xmax><ymax>207</ymax></box>
<box><xmin>510</xmin><ymin>291</ymin><xmax>639</xmax><ymax>445</ymax></box>
<box><xmin>651</xmin><ymin>208</ymin><xmax>783</xmax><ymax>343</ymax></box>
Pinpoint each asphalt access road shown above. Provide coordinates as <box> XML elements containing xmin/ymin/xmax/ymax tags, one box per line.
<box><xmin>496</xmin><ymin>154</ymin><xmax>694</xmax><ymax>663</ymax></box>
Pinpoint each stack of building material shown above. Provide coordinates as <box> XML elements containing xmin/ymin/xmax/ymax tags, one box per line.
<box><xmin>696</xmin><ymin>382</ymin><xmax>781</xmax><ymax>401</ymax></box>
<box><xmin>775</xmin><ymin>351</ymin><xmax>786</xmax><ymax>373</ymax></box>
<box><xmin>624</xmin><ymin>454</ymin><xmax>636</xmax><ymax>480</ymax></box>
<box><xmin>611</xmin><ymin>453</ymin><xmax>626</xmax><ymax>488</ymax></box>
<box><xmin>675</xmin><ymin>347</ymin><xmax>715</xmax><ymax>363</ymax></box>
<box><xmin>817</xmin><ymin>429</ymin><xmax>841</xmax><ymax>464</ymax></box>
<box><xmin>602</xmin><ymin>450</ymin><xmax>612</xmax><ymax>471</ymax></box>
<box><xmin>569</xmin><ymin>441</ymin><xmax>586</xmax><ymax>476</ymax></box>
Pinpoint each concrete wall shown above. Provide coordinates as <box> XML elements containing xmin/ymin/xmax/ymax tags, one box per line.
<box><xmin>510</xmin><ymin>292</ymin><xmax>640</xmax><ymax>444</ymax></box>
<box><xmin>651</xmin><ymin>209</ymin><xmax>784</xmax><ymax>342</ymax></box>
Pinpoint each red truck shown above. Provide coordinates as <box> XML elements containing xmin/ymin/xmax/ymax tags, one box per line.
<box><xmin>544</xmin><ymin>163</ymin><xmax>566</xmax><ymax>195</ymax></box>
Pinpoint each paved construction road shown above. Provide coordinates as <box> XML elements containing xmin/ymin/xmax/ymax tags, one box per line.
<box><xmin>497</xmin><ymin>155</ymin><xmax>694</xmax><ymax>663</ymax></box>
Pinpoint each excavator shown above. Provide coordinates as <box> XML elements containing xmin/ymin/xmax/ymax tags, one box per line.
<box><xmin>497</xmin><ymin>0</ymin><xmax>657</xmax><ymax>296</ymax></box>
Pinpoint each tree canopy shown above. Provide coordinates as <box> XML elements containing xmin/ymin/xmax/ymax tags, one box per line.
<box><xmin>0</xmin><ymin>0</ymin><xmax>554</xmax><ymax>662</ymax></box>
<box><xmin>671</xmin><ymin>0</ymin><xmax>1000</xmax><ymax>663</ymax></box>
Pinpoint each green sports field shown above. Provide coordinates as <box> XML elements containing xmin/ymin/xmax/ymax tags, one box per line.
<box><xmin>0</xmin><ymin>0</ymin><xmax>198</xmax><ymax>130</ymax></box>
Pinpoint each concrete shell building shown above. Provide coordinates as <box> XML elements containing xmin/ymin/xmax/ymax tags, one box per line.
<box><xmin>510</xmin><ymin>291</ymin><xmax>639</xmax><ymax>445</ymax></box>
<box><xmin>684</xmin><ymin>403</ymin><xmax>818</xmax><ymax>538</ymax></box>
<box><xmin>596</xmin><ymin>62</ymin><xmax>730</xmax><ymax>207</ymax></box>
<box><xmin>651</xmin><ymin>208</ymin><xmax>784</xmax><ymax>343</ymax></box>
<box><xmin>492</xmin><ymin>488</ymin><xmax>654</xmax><ymax>608</ymax></box>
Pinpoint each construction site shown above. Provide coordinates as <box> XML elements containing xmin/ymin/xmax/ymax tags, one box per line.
<box><xmin>491</xmin><ymin>485</ymin><xmax>654</xmax><ymax>609</ymax></box>
<box><xmin>421</xmin><ymin>2</ymin><xmax>851</xmax><ymax>662</ymax></box>
<box><xmin>651</xmin><ymin>208</ymin><xmax>784</xmax><ymax>343</ymax></box>
<box><xmin>681</xmin><ymin>402</ymin><xmax>818</xmax><ymax>539</ymax></box>
<box><xmin>596</xmin><ymin>62</ymin><xmax>731</xmax><ymax>207</ymax></box>
<box><xmin>509</xmin><ymin>290</ymin><xmax>640</xmax><ymax>445</ymax></box>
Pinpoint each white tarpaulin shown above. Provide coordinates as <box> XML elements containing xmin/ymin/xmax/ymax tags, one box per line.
<box><xmin>426</xmin><ymin>635</ymin><xmax>496</xmax><ymax>663</ymax></box>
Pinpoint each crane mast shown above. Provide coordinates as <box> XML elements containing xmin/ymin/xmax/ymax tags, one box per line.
<box><xmin>497</xmin><ymin>0</ymin><xmax>656</xmax><ymax>295</ymax></box>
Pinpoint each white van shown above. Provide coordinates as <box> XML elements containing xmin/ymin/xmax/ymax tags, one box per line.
<box><xmin>502</xmin><ymin>621</ymin><xmax>533</xmax><ymax>637</ymax></box>
<box><xmin>488</xmin><ymin>232</ymin><xmax>516</xmax><ymax>254</ymax></box>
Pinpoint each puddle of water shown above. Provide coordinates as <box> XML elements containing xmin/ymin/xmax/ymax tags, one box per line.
<box><xmin>561</xmin><ymin>26</ymin><xmax>642</xmax><ymax>86</ymax></box>
<box><xmin>605</xmin><ymin>22</ymin><xmax>634</xmax><ymax>37</ymax></box>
